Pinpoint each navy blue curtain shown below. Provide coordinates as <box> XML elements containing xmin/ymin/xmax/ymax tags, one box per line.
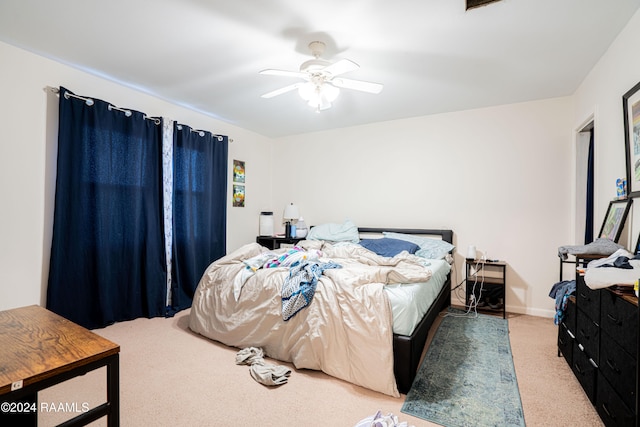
<box><xmin>170</xmin><ymin>124</ymin><xmax>228</xmax><ymax>312</ymax></box>
<box><xmin>47</xmin><ymin>87</ymin><xmax>167</xmax><ymax>329</ymax></box>
<box><xmin>584</xmin><ymin>128</ymin><xmax>595</xmax><ymax>244</ymax></box>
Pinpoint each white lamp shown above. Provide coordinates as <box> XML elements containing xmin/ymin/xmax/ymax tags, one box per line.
<box><xmin>283</xmin><ymin>203</ymin><xmax>300</xmax><ymax>238</ymax></box>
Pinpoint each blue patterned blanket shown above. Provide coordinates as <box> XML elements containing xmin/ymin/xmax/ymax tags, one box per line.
<box><xmin>281</xmin><ymin>261</ymin><xmax>341</xmax><ymax>321</ymax></box>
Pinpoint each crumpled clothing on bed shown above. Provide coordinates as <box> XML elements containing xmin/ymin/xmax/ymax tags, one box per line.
<box><xmin>232</xmin><ymin>247</ymin><xmax>323</xmax><ymax>301</ymax></box>
<box><xmin>282</xmin><ymin>260</ymin><xmax>341</xmax><ymax>321</ymax></box>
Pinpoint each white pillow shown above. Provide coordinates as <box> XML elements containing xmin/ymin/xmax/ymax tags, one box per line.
<box><xmin>307</xmin><ymin>219</ymin><xmax>359</xmax><ymax>243</ymax></box>
<box><xmin>382</xmin><ymin>232</ymin><xmax>455</xmax><ymax>259</ymax></box>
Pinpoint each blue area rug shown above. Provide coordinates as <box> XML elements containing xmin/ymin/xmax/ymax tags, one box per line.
<box><xmin>401</xmin><ymin>309</ymin><xmax>525</xmax><ymax>427</ymax></box>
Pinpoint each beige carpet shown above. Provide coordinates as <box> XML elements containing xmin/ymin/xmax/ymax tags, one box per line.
<box><xmin>38</xmin><ymin>308</ymin><xmax>603</xmax><ymax>426</ymax></box>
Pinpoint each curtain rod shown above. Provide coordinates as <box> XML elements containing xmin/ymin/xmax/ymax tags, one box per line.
<box><xmin>175</xmin><ymin>124</ymin><xmax>231</xmax><ymax>142</ymax></box>
<box><xmin>47</xmin><ymin>86</ymin><xmax>233</xmax><ymax>141</ymax></box>
<box><xmin>48</xmin><ymin>86</ymin><xmax>161</xmax><ymax>125</ymax></box>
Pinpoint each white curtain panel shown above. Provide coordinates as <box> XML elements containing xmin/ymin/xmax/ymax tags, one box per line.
<box><xmin>162</xmin><ymin>118</ymin><xmax>174</xmax><ymax>307</ymax></box>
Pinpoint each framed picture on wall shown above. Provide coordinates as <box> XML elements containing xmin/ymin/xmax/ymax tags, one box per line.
<box><xmin>623</xmin><ymin>80</ymin><xmax>640</xmax><ymax>197</ymax></box>
<box><xmin>233</xmin><ymin>184</ymin><xmax>245</xmax><ymax>207</ymax></box>
<box><xmin>598</xmin><ymin>198</ymin><xmax>632</xmax><ymax>242</ymax></box>
<box><xmin>233</xmin><ymin>160</ymin><xmax>245</xmax><ymax>183</ymax></box>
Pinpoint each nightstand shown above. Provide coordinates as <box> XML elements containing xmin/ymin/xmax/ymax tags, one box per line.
<box><xmin>256</xmin><ymin>236</ymin><xmax>304</xmax><ymax>250</ymax></box>
<box><xmin>465</xmin><ymin>259</ymin><xmax>507</xmax><ymax>318</ymax></box>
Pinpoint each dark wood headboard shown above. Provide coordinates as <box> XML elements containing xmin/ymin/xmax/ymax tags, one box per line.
<box><xmin>357</xmin><ymin>228</ymin><xmax>454</xmax><ymax>244</ymax></box>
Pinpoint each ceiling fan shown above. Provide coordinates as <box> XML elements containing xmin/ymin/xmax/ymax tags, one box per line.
<box><xmin>259</xmin><ymin>41</ymin><xmax>383</xmax><ymax>111</ymax></box>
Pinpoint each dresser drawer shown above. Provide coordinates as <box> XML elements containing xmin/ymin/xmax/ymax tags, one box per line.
<box><xmin>600</xmin><ymin>290</ymin><xmax>638</xmax><ymax>358</ymax></box>
<box><xmin>576</xmin><ymin>309</ymin><xmax>600</xmax><ymax>363</ymax></box>
<box><xmin>563</xmin><ymin>295</ymin><xmax>576</xmax><ymax>333</ymax></box>
<box><xmin>599</xmin><ymin>331</ymin><xmax>637</xmax><ymax>410</ymax></box>
<box><xmin>576</xmin><ymin>275</ymin><xmax>600</xmax><ymax>324</ymax></box>
<box><xmin>596</xmin><ymin>372</ymin><xmax>636</xmax><ymax>427</ymax></box>
<box><xmin>572</xmin><ymin>342</ymin><xmax>597</xmax><ymax>404</ymax></box>
<box><xmin>557</xmin><ymin>323</ymin><xmax>574</xmax><ymax>366</ymax></box>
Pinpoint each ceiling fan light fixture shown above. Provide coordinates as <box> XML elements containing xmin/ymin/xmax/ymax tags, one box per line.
<box><xmin>300</xmin><ymin>83</ymin><xmax>339</xmax><ymax>111</ymax></box>
<box><xmin>260</xmin><ymin>39</ymin><xmax>382</xmax><ymax>111</ymax></box>
<box><xmin>308</xmin><ymin>98</ymin><xmax>332</xmax><ymax>113</ymax></box>
<box><xmin>297</xmin><ymin>82</ymin><xmax>316</xmax><ymax>101</ymax></box>
<box><xmin>321</xmin><ymin>83</ymin><xmax>340</xmax><ymax>102</ymax></box>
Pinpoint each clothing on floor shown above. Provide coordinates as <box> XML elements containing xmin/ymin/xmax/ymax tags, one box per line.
<box><xmin>353</xmin><ymin>410</ymin><xmax>414</xmax><ymax>427</ymax></box>
<box><xmin>235</xmin><ymin>347</ymin><xmax>291</xmax><ymax>387</ymax></box>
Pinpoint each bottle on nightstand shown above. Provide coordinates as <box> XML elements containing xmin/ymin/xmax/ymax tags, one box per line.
<box><xmin>296</xmin><ymin>217</ymin><xmax>308</xmax><ymax>238</ymax></box>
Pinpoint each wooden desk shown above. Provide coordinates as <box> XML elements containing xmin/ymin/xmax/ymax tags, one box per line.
<box><xmin>0</xmin><ymin>305</ymin><xmax>120</xmax><ymax>426</ymax></box>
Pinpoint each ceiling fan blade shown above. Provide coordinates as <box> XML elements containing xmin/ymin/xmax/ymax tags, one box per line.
<box><xmin>331</xmin><ymin>78</ymin><xmax>383</xmax><ymax>94</ymax></box>
<box><xmin>261</xmin><ymin>83</ymin><xmax>302</xmax><ymax>99</ymax></box>
<box><xmin>323</xmin><ymin>59</ymin><xmax>359</xmax><ymax>77</ymax></box>
<box><xmin>259</xmin><ymin>69</ymin><xmax>308</xmax><ymax>79</ymax></box>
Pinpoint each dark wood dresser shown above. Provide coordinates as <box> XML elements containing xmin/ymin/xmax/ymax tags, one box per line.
<box><xmin>557</xmin><ymin>274</ymin><xmax>638</xmax><ymax>426</ymax></box>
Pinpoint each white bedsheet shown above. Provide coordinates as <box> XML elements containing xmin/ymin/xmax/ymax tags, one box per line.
<box><xmin>385</xmin><ymin>258</ymin><xmax>450</xmax><ymax>336</ymax></box>
<box><xmin>190</xmin><ymin>241</ymin><xmax>440</xmax><ymax>397</ymax></box>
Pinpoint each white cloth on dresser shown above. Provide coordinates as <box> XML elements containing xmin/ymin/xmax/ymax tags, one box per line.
<box><xmin>583</xmin><ymin>248</ymin><xmax>640</xmax><ymax>289</ymax></box>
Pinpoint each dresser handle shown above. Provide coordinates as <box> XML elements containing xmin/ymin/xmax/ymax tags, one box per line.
<box><xmin>579</xmin><ymin>292</ymin><xmax>589</xmax><ymax>300</ymax></box>
<box><xmin>606</xmin><ymin>313</ymin><xmax>622</xmax><ymax>325</ymax></box>
<box><xmin>605</xmin><ymin>359</ymin><xmax>620</xmax><ymax>373</ymax></box>
<box><xmin>573</xmin><ymin>363</ymin><xmax>583</xmax><ymax>375</ymax></box>
<box><xmin>578</xmin><ymin>329</ymin><xmax>589</xmax><ymax>340</ymax></box>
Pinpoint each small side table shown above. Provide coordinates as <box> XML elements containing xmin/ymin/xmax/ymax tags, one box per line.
<box><xmin>465</xmin><ymin>259</ymin><xmax>507</xmax><ymax>318</ymax></box>
<box><xmin>0</xmin><ymin>305</ymin><xmax>120</xmax><ymax>426</ymax></box>
<box><xmin>256</xmin><ymin>236</ymin><xmax>304</xmax><ymax>250</ymax></box>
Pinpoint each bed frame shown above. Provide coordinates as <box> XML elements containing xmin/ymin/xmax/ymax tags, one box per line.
<box><xmin>358</xmin><ymin>227</ymin><xmax>454</xmax><ymax>394</ymax></box>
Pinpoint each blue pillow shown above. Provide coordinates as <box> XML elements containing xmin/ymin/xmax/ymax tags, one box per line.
<box><xmin>359</xmin><ymin>238</ymin><xmax>420</xmax><ymax>257</ymax></box>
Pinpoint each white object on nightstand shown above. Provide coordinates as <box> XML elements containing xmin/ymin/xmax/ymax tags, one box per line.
<box><xmin>296</xmin><ymin>217</ymin><xmax>308</xmax><ymax>238</ymax></box>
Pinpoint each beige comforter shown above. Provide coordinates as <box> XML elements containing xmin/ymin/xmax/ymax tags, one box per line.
<box><xmin>188</xmin><ymin>240</ymin><xmax>434</xmax><ymax>397</ymax></box>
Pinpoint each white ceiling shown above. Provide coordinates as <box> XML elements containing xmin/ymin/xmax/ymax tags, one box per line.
<box><xmin>1</xmin><ymin>0</ymin><xmax>639</xmax><ymax>138</ymax></box>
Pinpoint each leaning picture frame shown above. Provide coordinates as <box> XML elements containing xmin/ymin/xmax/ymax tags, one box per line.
<box><xmin>623</xmin><ymin>80</ymin><xmax>640</xmax><ymax>197</ymax></box>
<box><xmin>598</xmin><ymin>198</ymin><xmax>633</xmax><ymax>242</ymax></box>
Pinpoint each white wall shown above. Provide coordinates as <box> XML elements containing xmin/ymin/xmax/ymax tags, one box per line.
<box><xmin>0</xmin><ymin>41</ymin><xmax>273</xmax><ymax>311</ymax></box>
<box><xmin>272</xmin><ymin>98</ymin><xmax>573</xmax><ymax>317</ymax></box>
<box><xmin>269</xmin><ymin>8</ymin><xmax>640</xmax><ymax>317</ymax></box>
<box><xmin>2</xmin><ymin>7</ymin><xmax>639</xmax><ymax>316</ymax></box>
<box><xmin>573</xmin><ymin>10</ymin><xmax>640</xmax><ymax>245</ymax></box>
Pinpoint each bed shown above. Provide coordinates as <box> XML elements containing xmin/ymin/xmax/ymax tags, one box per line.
<box><xmin>189</xmin><ymin>226</ymin><xmax>454</xmax><ymax>397</ymax></box>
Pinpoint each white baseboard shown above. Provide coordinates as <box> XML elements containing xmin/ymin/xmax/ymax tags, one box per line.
<box><xmin>507</xmin><ymin>305</ymin><xmax>555</xmax><ymax>318</ymax></box>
